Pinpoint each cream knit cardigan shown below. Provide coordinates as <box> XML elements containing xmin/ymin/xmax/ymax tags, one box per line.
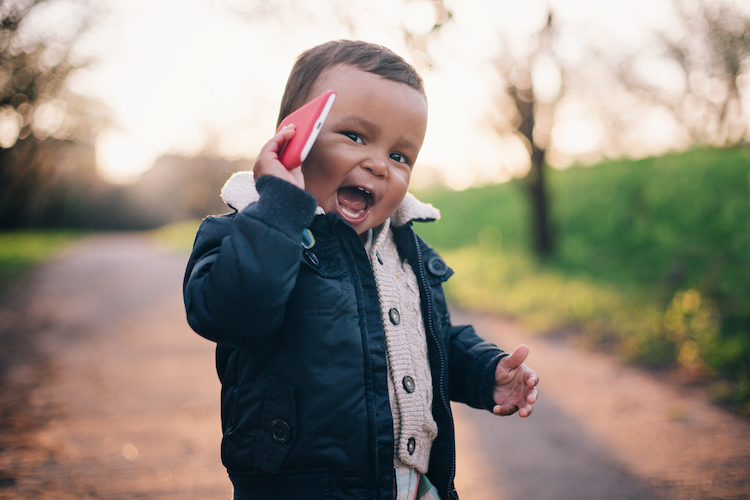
<box><xmin>222</xmin><ymin>172</ymin><xmax>441</xmax><ymax>473</ymax></box>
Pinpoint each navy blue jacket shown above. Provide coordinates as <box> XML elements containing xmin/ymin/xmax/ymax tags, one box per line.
<box><xmin>183</xmin><ymin>176</ymin><xmax>505</xmax><ymax>500</ymax></box>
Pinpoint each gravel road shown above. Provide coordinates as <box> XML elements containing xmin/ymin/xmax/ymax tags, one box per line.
<box><xmin>0</xmin><ymin>234</ymin><xmax>748</xmax><ymax>499</ymax></box>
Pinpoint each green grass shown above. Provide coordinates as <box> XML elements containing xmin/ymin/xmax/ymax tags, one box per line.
<box><xmin>414</xmin><ymin>145</ymin><xmax>750</xmax><ymax>414</ymax></box>
<box><xmin>150</xmin><ymin>219</ymin><xmax>202</xmax><ymax>252</ymax></box>
<box><xmin>0</xmin><ymin>230</ymin><xmax>81</xmax><ymax>296</ymax></box>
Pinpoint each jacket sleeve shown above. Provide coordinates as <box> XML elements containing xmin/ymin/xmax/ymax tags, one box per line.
<box><xmin>183</xmin><ymin>176</ymin><xmax>318</xmax><ymax>350</ymax></box>
<box><xmin>445</xmin><ymin>323</ymin><xmax>507</xmax><ymax>412</ymax></box>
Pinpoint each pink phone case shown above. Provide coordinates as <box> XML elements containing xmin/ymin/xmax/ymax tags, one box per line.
<box><xmin>277</xmin><ymin>90</ymin><xmax>337</xmax><ymax>169</ymax></box>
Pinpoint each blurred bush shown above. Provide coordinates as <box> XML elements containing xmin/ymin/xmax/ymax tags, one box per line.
<box><xmin>1</xmin><ymin>149</ymin><xmax>251</xmax><ymax>230</ymax></box>
<box><xmin>415</xmin><ymin>145</ymin><xmax>750</xmax><ymax>415</ymax></box>
<box><xmin>150</xmin><ymin>219</ymin><xmax>201</xmax><ymax>252</ymax></box>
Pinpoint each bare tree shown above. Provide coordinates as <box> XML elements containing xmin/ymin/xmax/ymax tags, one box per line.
<box><xmin>402</xmin><ymin>2</ymin><xmax>560</xmax><ymax>257</ymax></box>
<box><xmin>617</xmin><ymin>0</ymin><xmax>750</xmax><ymax>145</ymax></box>
<box><xmin>489</xmin><ymin>13</ymin><xmax>560</xmax><ymax>258</ymax></box>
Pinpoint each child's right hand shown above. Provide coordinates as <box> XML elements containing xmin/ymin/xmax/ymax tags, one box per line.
<box><xmin>253</xmin><ymin>124</ymin><xmax>305</xmax><ymax>190</ymax></box>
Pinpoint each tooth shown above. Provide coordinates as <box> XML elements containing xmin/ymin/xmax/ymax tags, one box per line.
<box><xmin>340</xmin><ymin>206</ymin><xmax>364</xmax><ymax>218</ymax></box>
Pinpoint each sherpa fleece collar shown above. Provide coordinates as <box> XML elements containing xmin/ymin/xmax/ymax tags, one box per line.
<box><xmin>220</xmin><ymin>171</ymin><xmax>440</xmax><ymax>227</ymax></box>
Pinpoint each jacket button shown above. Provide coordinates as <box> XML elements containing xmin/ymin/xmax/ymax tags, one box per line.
<box><xmin>376</xmin><ymin>251</ymin><xmax>383</xmax><ymax>265</ymax></box>
<box><xmin>304</xmin><ymin>250</ymin><xmax>319</xmax><ymax>267</ymax></box>
<box><xmin>427</xmin><ymin>256</ymin><xmax>447</xmax><ymax>276</ymax></box>
<box><xmin>270</xmin><ymin>419</ymin><xmax>291</xmax><ymax>444</ymax></box>
<box><xmin>389</xmin><ymin>308</ymin><xmax>401</xmax><ymax>325</ymax></box>
<box><xmin>402</xmin><ymin>376</ymin><xmax>415</xmax><ymax>393</ymax></box>
<box><xmin>407</xmin><ymin>437</ymin><xmax>416</xmax><ymax>455</ymax></box>
<box><xmin>301</xmin><ymin>228</ymin><xmax>315</xmax><ymax>249</ymax></box>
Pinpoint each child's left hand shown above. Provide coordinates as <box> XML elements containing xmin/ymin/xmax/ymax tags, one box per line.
<box><xmin>492</xmin><ymin>344</ymin><xmax>539</xmax><ymax>417</ymax></box>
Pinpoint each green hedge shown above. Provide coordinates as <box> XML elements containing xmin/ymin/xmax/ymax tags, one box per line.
<box><xmin>415</xmin><ymin>146</ymin><xmax>750</xmax><ymax>414</ymax></box>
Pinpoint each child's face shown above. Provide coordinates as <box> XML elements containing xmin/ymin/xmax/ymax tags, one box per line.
<box><xmin>301</xmin><ymin>64</ymin><xmax>427</xmax><ymax>237</ymax></box>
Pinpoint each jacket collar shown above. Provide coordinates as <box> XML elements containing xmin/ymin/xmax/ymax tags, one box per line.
<box><xmin>220</xmin><ymin>171</ymin><xmax>440</xmax><ymax>227</ymax></box>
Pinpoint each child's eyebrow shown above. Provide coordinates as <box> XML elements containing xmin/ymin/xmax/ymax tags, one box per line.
<box><xmin>337</xmin><ymin>115</ymin><xmax>378</xmax><ymax>132</ymax></box>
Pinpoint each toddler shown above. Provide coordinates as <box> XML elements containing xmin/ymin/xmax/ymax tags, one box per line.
<box><xmin>183</xmin><ymin>40</ymin><xmax>538</xmax><ymax>500</ymax></box>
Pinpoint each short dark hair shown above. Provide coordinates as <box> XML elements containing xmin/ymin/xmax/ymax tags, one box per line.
<box><xmin>277</xmin><ymin>40</ymin><xmax>425</xmax><ymax>127</ymax></box>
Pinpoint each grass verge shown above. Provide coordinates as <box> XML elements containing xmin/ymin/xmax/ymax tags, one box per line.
<box><xmin>0</xmin><ymin>230</ymin><xmax>81</xmax><ymax>297</ymax></box>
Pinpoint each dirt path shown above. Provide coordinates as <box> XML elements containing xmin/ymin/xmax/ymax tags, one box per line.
<box><xmin>0</xmin><ymin>234</ymin><xmax>229</xmax><ymax>499</ymax></box>
<box><xmin>449</xmin><ymin>312</ymin><xmax>750</xmax><ymax>500</ymax></box>
<box><xmin>0</xmin><ymin>234</ymin><xmax>748</xmax><ymax>499</ymax></box>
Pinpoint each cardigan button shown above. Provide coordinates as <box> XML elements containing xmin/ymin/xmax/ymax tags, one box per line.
<box><xmin>270</xmin><ymin>419</ymin><xmax>290</xmax><ymax>443</ymax></box>
<box><xmin>389</xmin><ymin>308</ymin><xmax>401</xmax><ymax>325</ymax></box>
<box><xmin>403</xmin><ymin>376</ymin><xmax>415</xmax><ymax>393</ymax></box>
<box><xmin>407</xmin><ymin>437</ymin><xmax>416</xmax><ymax>455</ymax></box>
<box><xmin>376</xmin><ymin>251</ymin><xmax>384</xmax><ymax>265</ymax></box>
<box><xmin>427</xmin><ymin>256</ymin><xmax>448</xmax><ymax>276</ymax></box>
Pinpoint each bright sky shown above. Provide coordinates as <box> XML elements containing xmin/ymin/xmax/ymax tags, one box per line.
<box><xmin>67</xmin><ymin>0</ymin><xmax>684</xmax><ymax>188</ymax></box>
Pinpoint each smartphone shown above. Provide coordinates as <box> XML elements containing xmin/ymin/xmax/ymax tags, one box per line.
<box><xmin>276</xmin><ymin>90</ymin><xmax>337</xmax><ymax>169</ymax></box>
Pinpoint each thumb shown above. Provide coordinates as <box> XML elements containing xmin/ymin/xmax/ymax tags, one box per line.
<box><xmin>502</xmin><ymin>344</ymin><xmax>530</xmax><ymax>370</ymax></box>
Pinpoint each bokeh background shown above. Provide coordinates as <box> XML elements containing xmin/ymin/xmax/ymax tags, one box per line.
<box><xmin>1</xmin><ymin>1</ymin><xmax>749</xmax><ymax>495</ymax></box>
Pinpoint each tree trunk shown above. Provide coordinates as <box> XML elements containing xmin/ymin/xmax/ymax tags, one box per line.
<box><xmin>526</xmin><ymin>146</ymin><xmax>554</xmax><ymax>258</ymax></box>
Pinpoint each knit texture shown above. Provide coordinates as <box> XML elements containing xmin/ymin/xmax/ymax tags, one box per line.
<box><xmin>368</xmin><ymin>219</ymin><xmax>438</xmax><ymax>473</ymax></box>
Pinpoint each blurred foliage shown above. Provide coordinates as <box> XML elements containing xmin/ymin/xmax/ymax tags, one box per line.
<box><xmin>0</xmin><ymin>0</ymin><xmax>114</xmax><ymax>229</ymax></box>
<box><xmin>0</xmin><ymin>229</ymin><xmax>80</xmax><ymax>296</ymax></box>
<box><xmin>415</xmin><ymin>145</ymin><xmax>750</xmax><ymax>415</ymax></box>
<box><xmin>126</xmin><ymin>154</ymin><xmax>250</xmax><ymax>228</ymax></box>
<box><xmin>150</xmin><ymin>219</ymin><xmax>201</xmax><ymax>252</ymax></box>
<box><xmin>1</xmin><ymin>148</ymin><xmax>248</xmax><ymax>230</ymax></box>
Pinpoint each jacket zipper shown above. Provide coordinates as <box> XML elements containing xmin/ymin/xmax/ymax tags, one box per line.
<box><xmin>410</xmin><ymin>227</ymin><xmax>457</xmax><ymax>499</ymax></box>
<box><xmin>339</xmin><ymin>224</ymin><xmax>382</xmax><ymax>497</ymax></box>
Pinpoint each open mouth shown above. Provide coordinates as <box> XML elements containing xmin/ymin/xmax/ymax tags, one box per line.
<box><xmin>335</xmin><ymin>186</ymin><xmax>373</xmax><ymax>224</ymax></box>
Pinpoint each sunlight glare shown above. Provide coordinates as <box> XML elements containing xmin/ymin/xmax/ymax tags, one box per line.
<box><xmin>551</xmin><ymin>99</ymin><xmax>605</xmax><ymax>159</ymax></box>
<box><xmin>0</xmin><ymin>106</ymin><xmax>20</xmax><ymax>148</ymax></box>
<box><xmin>32</xmin><ymin>99</ymin><xmax>67</xmax><ymax>139</ymax></box>
<box><xmin>97</xmin><ymin>130</ymin><xmax>155</xmax><ymax>184</ymax></box>
<box><xmin>532</xmin><ymin>54</ymin><xmax>562</xmax><ymax>103</ymax></box>
<box><xmin>402</xmin><ymin>0</ymin><xmax>438</xmax><ymax>36</ymax></box>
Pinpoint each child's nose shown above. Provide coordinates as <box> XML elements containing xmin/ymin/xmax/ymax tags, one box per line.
<box><xmin>361</xmin><ymin>155</ymin><xmax>388</xmax><ymax>178</ymax></box>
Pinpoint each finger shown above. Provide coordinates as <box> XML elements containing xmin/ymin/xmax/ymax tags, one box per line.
<box><xmin>502</xmin><ymin>344</ymin><xmax>530</xmax><ymax>370</ymax></box>
<box><xmin>261</xmin><ymin>124</ymin><xmax>296</xmax><ymax>154</ymax></box>
<box><xmin>518</xmin><ymin>404</ymin><xmax>533</xmax><ymax>418</ymax></box>
<box><xmin>493</xmin><ymin>404</ymin><xmax>519</xmax><ymax>417</ymax></box>
<box><xmin>526</xmin><ymin>387</ymin><xmax>538</xmax><ymax>405</ymax></box>
<box><xmin>272</xmin><ymin>124</ymin><xmax>296</xmax><ymax>148</ymax></box>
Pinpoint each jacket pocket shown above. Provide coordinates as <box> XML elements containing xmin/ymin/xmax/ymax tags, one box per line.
<box><xmin>251</xmin><ymin>375</ymin><xmax>297</xmax><ymax>473</ymax></box>
<box><xmin>231</xmin><ymin>469</ymin><xmax>330</xmax><ymax>500</ymax></box>
<box><xmin>289</xmin><ymin>252</ymin><xmax>349</xmax><ymax>315</ymax></box>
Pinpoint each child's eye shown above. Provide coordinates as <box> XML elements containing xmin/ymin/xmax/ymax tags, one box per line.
<box><xmin>390</xmin><ymin>152</ymin><xmax>409</xmax><ymax>165</ymax></box>
<box><xmin>343</xmin><ymin>132</ymin><xmax>364</xmax><ymax>144</ymax></box>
